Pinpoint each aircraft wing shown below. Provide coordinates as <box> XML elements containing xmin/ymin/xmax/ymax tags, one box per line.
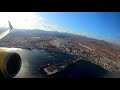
<box><xmin>0</xmin><ymin>21</ymin><xmax>13</xmax><ymax>39</ymax></box>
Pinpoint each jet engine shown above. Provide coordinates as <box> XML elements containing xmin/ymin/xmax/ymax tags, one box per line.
<box><xmin>0</xmin><ymin>21</ymin><xmax>22</xmax><ymax>78</ymax></box>
<box><xmin>0</xmin><ymin>49</ymin><xmax>21</xmax><ymax>78</ymax></box>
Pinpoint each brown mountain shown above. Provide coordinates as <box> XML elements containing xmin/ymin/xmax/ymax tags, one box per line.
<box><xmin>0</xmin><ymin>29</ymin><xmax>120</xmax><ymax>73</ymax></box>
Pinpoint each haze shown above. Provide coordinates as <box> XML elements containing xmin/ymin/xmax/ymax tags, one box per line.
<box><xmin>0</xmin><ymin>12</ymin><xmax>120</xmax><ymax>45</ymax></box>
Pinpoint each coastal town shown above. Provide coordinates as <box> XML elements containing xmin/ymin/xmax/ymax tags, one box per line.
<box><xmin>0</xmin><ymin>29</ymin><xmax>120</xmax><ymax>74</ymax></box>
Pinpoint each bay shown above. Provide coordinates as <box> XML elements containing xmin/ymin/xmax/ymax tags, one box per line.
<box><xmin>0</xmin><ymin>47</ymin><xmax>108</xmax><ymax>78</ymax></box>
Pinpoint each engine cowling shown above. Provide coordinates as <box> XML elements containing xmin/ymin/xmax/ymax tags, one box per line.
<box><xmin>0</xmin><ymin>49</ymin><xmax>21</xmax><ymax>78</ymax></box>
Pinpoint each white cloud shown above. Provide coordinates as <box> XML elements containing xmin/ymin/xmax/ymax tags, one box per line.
<box><xmin>1</xmin><ymin>12</ymin><xmax>116</xmax><ymax>44</ymax></box>
<box><xmin>40</xmin><ymin>24</ymin><xmax>58</xmax><ymax>31</ymax></box>
<box><xmin>0</xmin><ymin>12</ymin><xmax>92</xmax><ymax>38</ymax></box>
<box><xmin>0</xmin><ymin>12</ymin><xmax>107</xmax><ymax>41</ymax></box>
<box><xmin>0</xmin><ymin>12</ymin><xmax>61</xmax><ymax>31</ymax></box>
<box><xmin>0</xmin><ymin>12</ymin><xmax>44</xmax><ymax>29</ymax></box>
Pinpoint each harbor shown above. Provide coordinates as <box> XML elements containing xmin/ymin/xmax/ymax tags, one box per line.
<box><xmin>40</xmin><ymin>58</ymin><xmax>80</xmax><ymax>75</ymax></box>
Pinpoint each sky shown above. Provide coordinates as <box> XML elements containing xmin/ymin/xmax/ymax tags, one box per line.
<box><xmin>0</xmin><ymin>12</ymin><xmax>120</xmax><ymax>44</ymax></box>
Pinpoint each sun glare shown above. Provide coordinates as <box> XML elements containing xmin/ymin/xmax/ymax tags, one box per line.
<box><xmin>0</xmin><ymin>12</ymin><xmax>43</xmax><ymax>29</ymax></box>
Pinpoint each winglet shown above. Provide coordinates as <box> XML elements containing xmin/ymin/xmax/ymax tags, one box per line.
<box><xmin>8</xmin><ymin>20</ymin><xmax>13</xmax><ymax>31</ymax></box>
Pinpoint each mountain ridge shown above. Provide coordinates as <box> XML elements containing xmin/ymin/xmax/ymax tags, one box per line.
<box><xmin>0</xmin><ymin>29</ymin><xmax>120</xmax><ymax>73</ymax></box>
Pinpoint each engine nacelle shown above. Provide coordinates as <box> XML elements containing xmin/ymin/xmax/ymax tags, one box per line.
<box><xmin>0</xmin><ymin>49</ymin><xmax>21</xmax><ymax>78</ymax></box>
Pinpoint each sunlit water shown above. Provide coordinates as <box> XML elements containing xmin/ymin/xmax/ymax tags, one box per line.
<box><xmin>1</xmin><ymin>47</ymin><xmax>119</xmax><ymax>78</ymax></box>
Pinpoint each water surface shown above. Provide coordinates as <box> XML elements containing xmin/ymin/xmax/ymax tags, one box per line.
<box><xmin>0</xmin><ymin>47</ymin><xmax>109</xmax><ymax>78</ymax></box>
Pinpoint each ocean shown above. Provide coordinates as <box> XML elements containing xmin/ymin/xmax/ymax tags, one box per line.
<box><xmin>0</xmin><ymin>47</ymin><xmax>108</xmax><ymax>78</ymax></box>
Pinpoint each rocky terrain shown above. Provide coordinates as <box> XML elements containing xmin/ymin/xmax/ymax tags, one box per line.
<box><xmin>0</xmin><ymin>29</ymin><xmax>120</xmax><ymax>73</ymax></box>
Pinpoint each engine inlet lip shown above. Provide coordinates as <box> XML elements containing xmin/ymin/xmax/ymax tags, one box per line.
<box><xmin>1</xmin><ymin>53</ymin><xmax>22</xmax><ymax>78</ymax></box>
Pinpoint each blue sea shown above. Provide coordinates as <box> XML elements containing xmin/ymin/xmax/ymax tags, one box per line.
<box><xmin>4</xmin><ymin>48</ymin><xmax>107</xmax><ymax>78</ymax></box>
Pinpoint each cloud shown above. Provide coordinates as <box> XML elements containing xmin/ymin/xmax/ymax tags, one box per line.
<box><xmin>0</xmin><ymin>12</ymin><xmax>110</xmax><ymax>42</ymax></box>
<box><xmin>0</xmin><ymin>12</ymin><xmax>44</xmax><ymax>29</ymax></box>
<box><xmin>1</xmin><ymin>12</ymin><xmax>115</xmax><ymax>44</ymax></box>
<box><xmin>0</xmin><ymin>12</ymin><xmax>71</xmax><ymax>32</ymax></box>
<box><xmin>41</xmin><ymin>24</ymin><xmax>57</xmax><ymax>30</ymax></box>
<box><xmin>0</xmin><ymin>12</ymin><xmax>60</xmax><ymax>31</ymax></box>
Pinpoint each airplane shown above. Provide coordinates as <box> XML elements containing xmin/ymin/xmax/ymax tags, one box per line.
<box><xmin>0</xmin><ymin>21</ymin><xmax>22</xmax><ymax>78</ymax></box>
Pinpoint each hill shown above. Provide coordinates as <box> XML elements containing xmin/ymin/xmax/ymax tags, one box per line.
<box><xmin>0</xmin><ymin>29</ymin><xmax>120</xmax><ymax>72</ymax></box>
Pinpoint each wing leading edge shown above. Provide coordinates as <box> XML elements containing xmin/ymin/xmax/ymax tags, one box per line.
<box><xmin>0</xmin><ymin>21</ymin><xmax>13</xmax><ymax>39</ymax></box>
